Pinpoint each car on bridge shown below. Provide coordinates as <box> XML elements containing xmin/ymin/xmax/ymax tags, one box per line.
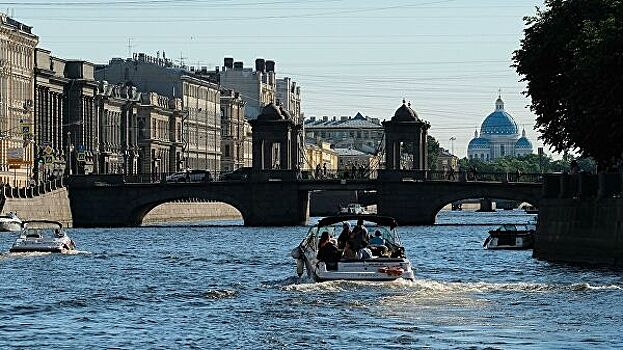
<box><xmin>220</xmin><ymin>167</ymin><xmax>251</xmax><ymax>181</ymax></box>
<box><xmin>165</xmin><ymin>169</ymin><xmax>213</xmax><ymax>183</ymax></box>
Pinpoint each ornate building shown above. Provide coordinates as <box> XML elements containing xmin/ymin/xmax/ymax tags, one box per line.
<box><xmin>95</xmin><ymin>53</ymin><xmax>222</xmax><ymax>174</ymax></box>
<box><xmin>467</xmin><ymin>94</ymin><xmax>534</xmax><ymax>160</ymax></box>
<box><xmin>0</xmin><ymin>14</ymin><xmax>38</xmax><ymax>186</ymax></box>
<box><xmin>136</xmin><ymin>92</ymin><xmax>183</xmax><ymax>175</ymax></box>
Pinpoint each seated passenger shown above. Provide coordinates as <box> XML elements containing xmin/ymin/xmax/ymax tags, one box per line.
<box><xmin>317</xmin><ymin>232</ymin><xmax>341</xmax><ymax>269</ymax></box>
<box><xmin>348</xmin><ymin>219</ymin><xmax>369</xmax><ymax>252</ymax></box>
<box><xmin>369</xmin><ymin>230</ymin><xmax>385</xmax><ymax>246</ymax></box>
<box><xmin>337</xmin><ymin>222</ymin><xmax>351</xmax><ymax>250</ymax></box>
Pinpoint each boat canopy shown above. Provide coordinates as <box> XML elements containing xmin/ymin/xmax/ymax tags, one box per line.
<box><xmin>21</xmin><ymin>220</ymin><xmax>63</xmax><ymax>229</ymax></box>
<box><xmin>317</xmin><ymin>214</ymin><xmax>398</xmax><ymax>229</ymax></box>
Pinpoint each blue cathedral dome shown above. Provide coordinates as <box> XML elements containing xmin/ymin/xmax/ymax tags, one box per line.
<box><xmin>480</xmin><ymin>96</ymin><xmax>519</xmax><ymax>136</ymax></box>
<box><xmin>468</xmin><ymin>137</ymin><xmax>490</xmax><ymax>149</ymax></box>
<box><xmin>515</xmin><ymin>136</ymin><xmax>532</xmax><ymax>149</ymax></box>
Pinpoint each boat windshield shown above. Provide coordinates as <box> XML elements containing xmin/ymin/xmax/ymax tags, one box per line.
<box><xmin>302</xmin><ymin>221</ymin><xmax>402</xmax><ymax>250</ymax></box>
<box><xmin>22</xmin><ymin>221</ymin><xmax>64</xmax><ymax>239</ymax></box>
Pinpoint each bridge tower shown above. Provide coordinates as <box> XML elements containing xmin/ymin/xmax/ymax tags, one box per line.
<box><xmin>249</xmin><ymin>102</ymin><xmax>302</xmax><ymax>171</ymax></box>
<box><xmin>382</xmin><ymin>100</ymin><xmax>430</xmax><ymax>171</ymax></box>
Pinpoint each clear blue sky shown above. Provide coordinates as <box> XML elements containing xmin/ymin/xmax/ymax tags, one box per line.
<box><xmin>5</xmin><ymin>0</ymin><xmax>546</xmax><ymax>157</ymax></box>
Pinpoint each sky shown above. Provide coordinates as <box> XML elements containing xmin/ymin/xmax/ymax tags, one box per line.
<box><xmin>4</xmin><ymin>0</ymin><xmax>547</xmax><ymax>158</ymax></box>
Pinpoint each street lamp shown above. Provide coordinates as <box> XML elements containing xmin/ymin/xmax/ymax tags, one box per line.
<box><xmin>449</xmin><ymin>136</ymin><xmax>456</xmax><ymax>155</ymax></box>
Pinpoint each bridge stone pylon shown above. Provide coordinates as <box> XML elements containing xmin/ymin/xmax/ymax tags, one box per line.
<box><xmin>382</xmin><ymin>100</ymin><xmax>430</xmax><ymax>171</ymax></box>
<box><xmin>249</xmin><ymin>103</ymin><xmax>302</xmax><ymax>172</ymax></box>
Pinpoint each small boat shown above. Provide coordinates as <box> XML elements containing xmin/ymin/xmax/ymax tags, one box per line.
<box><xmin>10</xmin><ymin>220</ymin><xmax>76</xmax><ymax>253</ymax></box>
<box><xmin>484</xmin><ymin>222</ymin><xmax>536</xmax><ymax>250</ymax></box>
<box><xmin>291</xmin><ymin>214</ymin><xmax>415</xmax><ymax>282</ymax></box>
<box><xmin>0</xmin><ymin>212</ymin><xmax>22</xmax><ymax>232</ymax></box>
<box><xmin>338</xmin><ymin>203</ymin><xmax>368</xmax><ymax>215</ymax></box>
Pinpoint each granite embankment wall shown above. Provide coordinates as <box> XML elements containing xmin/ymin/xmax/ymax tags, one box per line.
<box><xmin>142</xmin><ymin>201</ymin><xmax>242</xmax><ymax>224</ymax></box>
<box><xmin>534</xmin><ymin>173</ymin><xmax>623</xmax><ymax>265</ymax></box>
<box><xmin>0</xmin><ymin>187</ymin><xmax>73</xmax><ymax>227</ymax></box>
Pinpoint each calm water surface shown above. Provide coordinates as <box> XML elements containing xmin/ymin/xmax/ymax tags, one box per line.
<box><xmin>1</xmin><ymin>210</ymin><xmax>622</xmax><ymax>349</ymax></box>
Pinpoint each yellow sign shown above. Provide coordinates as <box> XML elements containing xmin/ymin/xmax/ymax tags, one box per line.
<box><xmin>7</xmin><ymin>159</ymin><xmax>31</xmax><ymax>165</ymax></box>
<box><xmin>8</xmin><ymin>164</ymin><xmax>20</xmax><ymax>169</ymax></box>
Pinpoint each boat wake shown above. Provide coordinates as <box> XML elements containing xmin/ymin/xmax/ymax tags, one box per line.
<box><xmin>277</xmin><ymin>277</ymin><xmax>622</xmax><ymax>294</ymax></box>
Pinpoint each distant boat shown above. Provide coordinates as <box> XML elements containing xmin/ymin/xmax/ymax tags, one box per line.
<box><xmin>484</xmin><ymin>222</ymin><xmax>536</xmax><ymax>250</ymax></box>
<box><xmin>0</xmin><ymin>212</ymin><xmax>22</xmax><ymax>232</ymax></box>
<box><xmin>10</xmin><ymin>220</ymin><xmax>76</xmax><ymax>253</ymax></box>
<box><xmin>338</xmin><ymin>203</ymin><xmax>368</xmax><ymax>215</ymax></box>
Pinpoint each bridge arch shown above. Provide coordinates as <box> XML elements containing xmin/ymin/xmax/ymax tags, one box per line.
<box><xmin>126</xmin><ymin>186</ymin><xmax>249</xmax><ymax>226</ymax></box>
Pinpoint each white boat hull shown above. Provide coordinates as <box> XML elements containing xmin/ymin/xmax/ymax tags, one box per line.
<box><xmin>485</xmin><ymin>235</ymin><xmax>534</xmax><ymax>250</ymax></box>
<box><xmin>298</xmin><ymin>247</ymin><xmax>415</xmax><ymax>282</ymax></box>
<box><xmin>10</xmin><ymin>237</ymin><xmax>75</xmax><ymax>253</ymax></box>
<box><xmin>0</xmin><ymin>220</ymin><xmax>22</xmax><ymax>232</ymax></box>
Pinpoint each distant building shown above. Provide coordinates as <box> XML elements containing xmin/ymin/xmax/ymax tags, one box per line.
<box><xmin>304</xmin><ymin>139</ymin><xmax>338</xmax><ymax>172</ymax></box>
<box><xmin>304</xmin><ymin>112</ymin><xmax>383</xmax><ymax>154</ymax></box>
<box><xmin>136</xmin><ymin>92</ymin><xmax>183</xmax><ymax>175</ymax></box>
<box><xmin>0</xmin><ymin>14</ymin><xmax>38</xmax><ymax>186</ymax></box>
<box><xmin>94</xmin><ymin>81</ymin><xmax>142</xmax><ymax>174</ymax></box>
<box><xmin>95</xmin><ymin>53</ymin><xmax>222</xmax><ymax>174</ymax></box>
<box><xmin>34</xmin><ymin>48</ymin><xmax>68</xmax><ymax>181</ymax></box>
<box><xmin>220</xmin><ymin>89</ymin><xmax>252</xmax><ymax>172</ymax></box>
<box><xmin>276</xmin><ymin>77</ymin><xmax>302</xmax><ymax>124</ymax></box>
<box><xmin>436</xmin><ymin>148</ymin><xmax>459</xmax><ymax>171</ymax></box>
<box><xmin>217</xmin><ymin>57</ymin><xmax>277</xmax><ymax>120</ymax></box>
<box><xmin>467</xmin><ymin>94</ymin><xmax>534</xmax><ymax>160</ymax></box>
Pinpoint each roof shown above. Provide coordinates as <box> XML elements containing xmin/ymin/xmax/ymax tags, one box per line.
<box><xmin>515</xmin><ymin>136</ymin><xmax>533</xmax><ymax>148</ymax></box>
<box><xmin>480</xmin><ymin>110</ymin><xmax>519</xmax><ymax>135</ymax></box>
<box><xmin>256</xmin><ymin>103</ymin><xmax>286</xmax><ymax>121</ymax></box>
<box><xmin>317</xmin><ymin>214</ymin><xmax>398</xmax><ymax>228</ymax></box>
<box><xmin>467</xmin><ymin>137</ymin><xmax>491</xmax><ymax>150</ymax></box>
<box><xmin>304</xmin><ymin>113</ymin><xmax>381</xmax><ymax>129</ymax></box>
<box><xmin>392</xmin><ymin>101</ymin><xmax>420</xmax><ymax>122</ymax></box>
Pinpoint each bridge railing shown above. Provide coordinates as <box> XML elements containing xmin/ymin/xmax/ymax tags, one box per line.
<box><xmin>377</xmin><ymin>170</ymin><xmax>543</xmax><ymax>183</ymax></box>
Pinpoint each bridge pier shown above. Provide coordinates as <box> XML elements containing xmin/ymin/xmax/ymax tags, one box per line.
<box><xmin>243</xmin><ymin>182</ymin><xmax>309</xmax><ymax>226</ymax></box>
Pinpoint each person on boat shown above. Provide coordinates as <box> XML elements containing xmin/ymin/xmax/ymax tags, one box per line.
<box><xmin>317</xmin><ymin>232</ymin><xmax>341</xmax><ymax>268</ymax></box>
<box><xmin>369</xmin><ymin>230</ymin><xmax>385</xmax><ymax>246</ymax></box>
<box><xmin>337</xmin><ymin>222</ymin><xmax>351</xmax><ymax>250</ymax></box>
<box><xmin>348</xmin><ymin>219</ymin><xmax>370</xmax><ymax>259</ymax></box>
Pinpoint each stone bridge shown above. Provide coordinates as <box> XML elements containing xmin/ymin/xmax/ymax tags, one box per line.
<box><xmin>66</xmin><ymin>172</ymin><xmax>542</xmax><ymax>227</ymax></box>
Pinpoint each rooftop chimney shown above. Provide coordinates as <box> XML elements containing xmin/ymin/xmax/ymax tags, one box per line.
<box><xmin>233</xmin><ymin>61</ymin><xmax>243</xmax><ymax>70</ymax></box>
<box><xmin>224</xmin><ymin>57</ymin><xmax>234</xmax><ymax>69</ymax></box>
<box><xmin>265</xmin><ymin>60</ymin><xmax>275</xmax><ymax>72</ymax></box>
<box><xmin>255</xmin><ymin>58</ymin><xmax>266</xmax><ymax>73</ymax></box>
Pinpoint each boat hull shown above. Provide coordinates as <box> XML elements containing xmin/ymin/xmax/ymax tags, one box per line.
<box><xmin>0</xmin><ymin>221</ymin><xmax>21</xmax><ymax>232</ymax></box>
<box><xmin>305</xmin><ymin>257</ymin><xmax>415</xmax><ymax>282</ymax></box>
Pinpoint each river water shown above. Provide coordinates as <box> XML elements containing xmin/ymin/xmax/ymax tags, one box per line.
<box><xmin>1</xmin><ymin>210</ymin><xmax>622</xmax><ymax>349</ymax></box>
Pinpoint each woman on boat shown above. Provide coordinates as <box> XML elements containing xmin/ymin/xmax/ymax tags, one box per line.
<box><xmin>317</xmin><ymin>232</ymin><xmax>341</xmax><ymax>269</ymax></box>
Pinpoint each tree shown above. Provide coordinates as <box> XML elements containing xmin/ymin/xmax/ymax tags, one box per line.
<box><xmin>427</xmin><ymin>135</ymin><xmax>441</xmax><ymax>170</ymax></box>
<box><xmin>513</xmin><ymin>0</ymin><xmax>623</xmax><ymax>167</ymax></box>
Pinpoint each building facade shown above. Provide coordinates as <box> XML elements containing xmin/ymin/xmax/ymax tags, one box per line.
<box><xmin>136</xmin><ymin>92</ymin><xmax>183</xmax><ymax>175</ymax></box>
<box><xmin>304</xmin><ymin>139</ymin><xmax>338</xmax><ymax>172</ymax></box>
<box><xmin>304</xmin><ymin>112</ymin><xmax>383</xmax><ymax>154</ymax></box>
<box><xmin>467</xmin><ymin>95</ymin><xmax>534</xmax><ymax>160</ymax></box>
<box><xmin>95</xmin><ymin>53</ymin><xmax>222</xmax><ymax>174</ymax></box>
<box><xmin>33</xmin><ymin>48</ymin><xmax>67</xmax><ymax>181</ymax></box>
<box><xmin>276</xmin><ymin>77</ymin><xmax>302</xmax><ymax>124</ymax></box>
<box><xmin>94</xmin><ymin>81</ymin><xmax>141</xmax><ymax>175</ymax></box>
<box><xmin>220</xmin><ymin>89</ymin><xmax>251</xmax><ymax>172</ymax></box>
<box><xmin>0</xmin><ymin>14</ymin><xmax>38</xmax><ymax>186</ymax></box>
<box><xmin>436</xmin><ymin>148</ymin><xmax>459</xmax><ymax>172</ymax></box>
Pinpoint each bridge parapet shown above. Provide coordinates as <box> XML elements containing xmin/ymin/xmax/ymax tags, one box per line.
<box><xmin>543</xmin><ymin>173</ymin><xmax>622</xmax><ymax>199</ymax></box>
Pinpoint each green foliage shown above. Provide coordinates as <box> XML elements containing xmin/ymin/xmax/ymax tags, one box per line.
<box><xmin>458</xmin><ymin>154</ymin><xmax>596</xmax><ymax>174</ymax></box>
<box><xmin>427</xmin><ymin>135</ymin><xmax>441</xmax><ymax>170</ymax></box>
<box><xmin>513</xmin><ymin>0</ymin><xmax>623</xmax><ymax>166</ymax></box>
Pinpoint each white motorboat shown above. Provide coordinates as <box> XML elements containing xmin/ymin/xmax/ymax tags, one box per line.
<box><xmin>0</xmin><ymin>212</ymin><xmax>22</xmax><ymax>232</ymax></box>
<box><xmin>338</xmin><ymin>203</ymin><xmax>369</xmax><ymax>215</ymax></box>
<box><xmin>291</xmin><ymin>214</ymin><xmax>415</xmax><ymax>282</ymax></box>
<box><xmin>483</xmin><ymin>222</ymin><xmax>536</xmax><ymax>250</ymax></box>
<box><xmin>10</xmin><ymin>220</ymin><xmax>76</xmax><ymax>253</ymax></box>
